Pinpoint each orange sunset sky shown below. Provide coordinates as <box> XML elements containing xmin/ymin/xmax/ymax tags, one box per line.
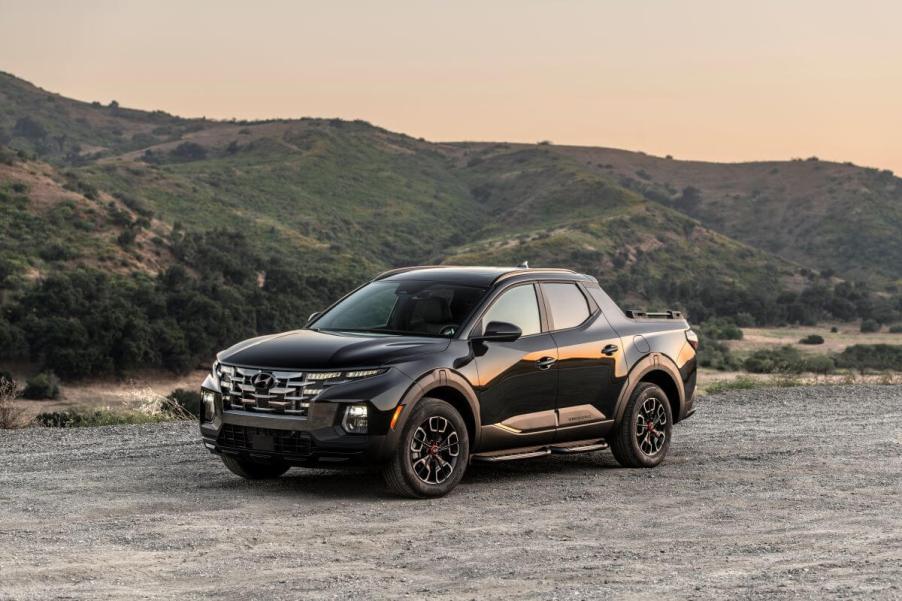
<box><xmin>1</xmin><ymin>0</ymin><xmax>900</xmax><ymax>172</ymax></box>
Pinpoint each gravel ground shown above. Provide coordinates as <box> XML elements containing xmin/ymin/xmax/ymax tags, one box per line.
<box><xmin>1</xmin><ymin>385</ymin><xmax>900</xmax><ymax>600</ymax></box>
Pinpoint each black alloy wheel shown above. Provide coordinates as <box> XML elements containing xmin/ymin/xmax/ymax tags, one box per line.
<box><xmin>383</xmin><ymin>398</ymin><xmax>470</xmax><ymax>498</ymax></box>
<box><xmin>610</xmin><ymin>382</ymin><xmax>672</xmax><ymax>468</ymax></box>
<box><xmin>636</xmin><ymin>396</ymin><xmax>667</xmax><ymax>456</ymax></box>
<box><xmin>410</xmin><ymin>415</ymin><xmax>461</xmax><ymax>485</ymax></box>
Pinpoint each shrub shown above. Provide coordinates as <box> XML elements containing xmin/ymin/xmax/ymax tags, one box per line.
<box><xmin>889</xmin><ymin>325</ymin><xmax>902</xmax><ymax>334</ymax></box>
<box><xmin>705</xmin><ymin>376</ymin><xmax>760</xmax><ymax>394</ymax></box>
<box><xmin>13</xmin><ymin>116</ymin><xmax>47</xmax><ymax>140</ymax></box>
<box><xmin>696</xmin><ymin>337</ymin><xmax>740</xmax><ymax>371</ymax></box>
<box><xmin>22</xmin><ymin>371</ymin><xmax>61</xmax><ymax>400</ymax></box>
<box><xmin>167</xmin><ymin>388</ymin><xmax>201</xmax><ymax>417</ymax></box>
<box><xmin>830</xmin><ymin>326</ymin><xmax>839</xmax><ymax>333</ymax></box>
<box><xmin>799</xmin><ymin>354</ymin><xmax>835</xmax><ymax>375</ymax></box>
<box><xmin>170</xmin><ymin>142</ymin><xmax>207</xmax><ymax>162</ymax></box>
<box><xmin>734</xmin><ymin>312</ymin><xmax>756</xmax><ymax>327</ymax></box>
<box><xmin>117</xmin><ymin>228</ymin><xmax>137</xmax><ymax>247</ymax></box>
<box><xmin>35</xmin><ymin>408</ymin><xmax>166</xmax><ymax>428</ymax></box>
<box><xmin>799</xmin><ymin>334</ymin><xmax>825</xmax><ymax>345</ymax></box>
<box><xmin>744</xmin><ymin>346</ymin><xmax>804</xmax><ymax>374</ymax></box>
<box><xmin>836</xmin><ymin>344</ymin><xmax>902</xmax><ymax>371</ymax></box>
<box><xmin>0</xmin><ymin>145</ymin><xmax>16</xmax><ymax>165</ymax></box>
<box><xmin>699</xmin><ymin>318</ymin><xmax>743</xmax><ymax>341</ymax></box>
<box><xmin>39</xmin><ymin>243</ymin><xmax>78</xmax><ymax>262</ymax></box>
<box><xmin>860</xmin><ymin>319</ymin><xmax>880</xmax><ymax>333</ymax></box>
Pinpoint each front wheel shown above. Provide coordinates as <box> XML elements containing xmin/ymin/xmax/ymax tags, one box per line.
<box><xmin>610</xmin><ymin>382</ymin><xmax>673</xmax><ymax>468</ymax></box>
<box><xmin>221</xmin><ymin>455</ymin><xmax>290</xmax><ymax>480</ymax></box>
<box><xmin>382</xmin><ymin>398</ymin><xmax>470</xmax><ymax>498</ymax></box>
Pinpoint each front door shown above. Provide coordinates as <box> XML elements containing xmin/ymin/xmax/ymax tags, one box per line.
<box><xmin>471</xmin><ymin>283</ymin><xmax>558</xmax><ymax>450</ymax></box>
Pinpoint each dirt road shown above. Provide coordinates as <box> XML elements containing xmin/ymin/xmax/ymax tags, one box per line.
<box><xmin>1</xmin><ymin>385</ymin><xmax>900</xmax><ymax>600</ymax></box>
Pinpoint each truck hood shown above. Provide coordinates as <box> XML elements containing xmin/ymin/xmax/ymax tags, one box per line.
<box><xmin>217</xmin><ymin>329</ymin><xmax>450</xmax><ymax>370</ymax></box>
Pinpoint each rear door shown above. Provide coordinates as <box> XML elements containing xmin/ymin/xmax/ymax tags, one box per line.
<box><xmin>540</xmin><ymin>282</ymin><xmax>623</xmax><ymax>435</ymax></box>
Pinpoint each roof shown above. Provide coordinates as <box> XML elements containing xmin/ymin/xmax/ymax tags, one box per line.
<box><xmin>375</xmin><ymin>265</ymin><xmax>583</xmax><ymax>286</ymax></box>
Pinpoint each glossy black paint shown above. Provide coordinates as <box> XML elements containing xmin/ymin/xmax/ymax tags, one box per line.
<box><xmin>200</xmin><ymin>266</ymin><xmax>697</xmax><ymax>466</ymax></box>
<box><xmin>219</xmin><ymin>329</ymin><xmax>450</xmax><ymax>370</ymax></box>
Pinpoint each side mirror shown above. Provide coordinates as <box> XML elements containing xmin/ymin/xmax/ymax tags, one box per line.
<box><xmin>307</xmin><ymin>311</ymin><xmax>320</xmax><ymax>324</ymax></box>
<box><xmin>472</xmin><ymin>321</ymin><xmax>522</xmax><ymax>343</ymax></box>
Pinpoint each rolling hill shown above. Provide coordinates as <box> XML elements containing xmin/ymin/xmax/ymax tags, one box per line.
<box><xmin>1</xmin><ymin>70</ymin><xmax>900</xmax><ymax>377</ymax></box>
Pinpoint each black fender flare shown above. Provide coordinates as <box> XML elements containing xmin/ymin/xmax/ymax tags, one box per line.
<box><xmin>389</xmin><ymin>368</ymin><xmax>482</xmax><ymax>449</ymax></box>
<box><xmin>612</xmin><ymin>353</ymin><xmax>686</xmax><ymax>424</ymax></box>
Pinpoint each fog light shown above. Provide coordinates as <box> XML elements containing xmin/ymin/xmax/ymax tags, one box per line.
<box><xmin>341</xmin><ymin>403</ymin><xmax>368</xmax><ymax>434</ymax></box>
<box><xmin>201</xmin><ymin>390</ymin><xmax>216</xmax><ymax>422</ymax></box>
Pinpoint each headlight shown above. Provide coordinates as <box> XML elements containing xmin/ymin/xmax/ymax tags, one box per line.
<box><xmin>344</xmin><ymin>369</ymin><xmax>383</xmax><ymax>379</ymax></box>
<box><xmin>201</xmin><ymin>390</ymin><xmax>217</xmax><ymax>422</ymax></box>
<box><xmin>341</xmin><ymin>403</ymin><xmax>368</xmax><ymax>434</ymax></box>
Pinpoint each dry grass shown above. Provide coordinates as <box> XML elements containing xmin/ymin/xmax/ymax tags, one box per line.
<box><xmin>699</xmin><ymin>368</ymin><xmax>902</xmax><ymax>395</ymax></box>
<box><xmin>730</xmin><ymin>324</ymin><xmax>902</xmax><ymax>355</ymax></box>
<box><xmin>0</xmin><ymin>380</ymin><xmax>28</xmax><ymax>429</ymax></box>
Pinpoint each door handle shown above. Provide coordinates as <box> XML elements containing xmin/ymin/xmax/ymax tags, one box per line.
<box><xmin>602</xmin><ymin>344</ymin><xmax>619</xmax><ymax>356</ymax></box>
<box><xmin>536</xmin><ymin>356</ymin><xmax>557</xmax><ymax>369</ymax></box>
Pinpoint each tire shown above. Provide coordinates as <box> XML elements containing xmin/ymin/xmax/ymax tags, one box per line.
<box><xmin>610</xmin><ymin>382</ymin><xmax>673</xmax><ymax>468</ymax></box>
<box><xmin>382</xmin><ymin>398</ymin><xmax>470</xmax><ymax>498</ymax></box>
<box><xmin>221</xmin><ymin>455</ymin><xmax>290</xmax><ymax>480</ymax></box>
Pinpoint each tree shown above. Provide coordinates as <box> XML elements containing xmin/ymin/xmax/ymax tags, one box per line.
<box><xmin>13</xmin><ymin>116</ymin><xmax>47</xmax><ymax>140</ymax></box>
<box><xmin>170</xmin><ymin>142</ymin><xmax>207</xmax><ymax>161</ymax></box>
<box><xmin>860</xmin><ymin>319</ymin><xmax>880</xmax><ymax>333</ymax></box>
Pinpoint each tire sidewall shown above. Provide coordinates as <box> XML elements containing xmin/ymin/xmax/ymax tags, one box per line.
<box><xmin>397</xmin><ymin>398</ymin><xmax>470</xmax><ymax>497</ymax></box>
<box><xmin>625</xmin><ymin>384</ymin><xmax>672</xmax><ymax>467</ymax></box>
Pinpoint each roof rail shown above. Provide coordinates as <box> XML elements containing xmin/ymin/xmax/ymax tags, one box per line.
<box><xmin>493</xmin><ymin>268</ymin><xmax>578</xmax><ymax>283</ymax></box>
<box><xmin>372</xmin><ymin>265</ymin><xmax>448</xmax><ymax>281</ymax></box>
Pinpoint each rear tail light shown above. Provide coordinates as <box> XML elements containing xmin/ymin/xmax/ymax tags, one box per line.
<box><xmin>685</xmin><ymin>329</ymin><xmax>699</xmax><ymax>350</ymax></box>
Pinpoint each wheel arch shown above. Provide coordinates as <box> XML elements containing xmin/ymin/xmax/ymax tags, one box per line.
<box><xmin>395</xmin><ymin>369</ymin><xmax>481</xmax><ymax>449</ymax></box>
<box><xmin>614</xmin><ymin>354</ymin><xmax>686</xmax><ymax>425</ymax></box>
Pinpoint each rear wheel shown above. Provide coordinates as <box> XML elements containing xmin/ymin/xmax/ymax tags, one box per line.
<box><xmin>383</xmin><ymin>398</ymin><xmax>469</xmax><ymax>498</ymax></box>
<box><xmin>221</xmin><ymin>455</ymin><xmax>290</xmax><ymax>480</ymax></box>
<box><xmin>610</xmin><ymin>382</ymin><xmax>672</xmax><ymax>468</ymax></box>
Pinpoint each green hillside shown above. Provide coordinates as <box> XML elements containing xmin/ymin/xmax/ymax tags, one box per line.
<box><xmin>1</xmin><ymin>71</ymin><xmax>900</xmax><ymax>379</ymax></box>
<box><xmin>544</xmin><ymin>144</ymin><xmax>902</xmax><ymax>284</ymax></box>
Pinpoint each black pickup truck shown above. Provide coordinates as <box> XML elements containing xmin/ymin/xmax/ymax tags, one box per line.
<box><xmin>200</xmin><ymin>266</ymin><xmax>698</xmax><ymax>498</ymax></box>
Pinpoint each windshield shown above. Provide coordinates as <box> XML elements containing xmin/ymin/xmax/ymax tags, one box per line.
<box><xmin>312</xmin><ymin>280</ymin><xmax>488</xmax><ymax>338</ymax></box>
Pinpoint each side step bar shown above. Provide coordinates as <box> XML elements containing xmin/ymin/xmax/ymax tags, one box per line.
<box><xmin>471</xmin><ymin>439</ymin><xmax>608</xmax><ymax>463</ymax></box>
<box><xmin>549</xmin><ymin>441</ymin><xmax>609</xmax><ymax>454</ymax></box>
<box><xmin>472</xmin><ymin>449</ymin><xmax>551</xmax><ymax>463</ymax></box>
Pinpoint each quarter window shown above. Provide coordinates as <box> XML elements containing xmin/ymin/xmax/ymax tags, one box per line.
<box><xmin>481</xmin><ymin>285</ymin><xmax>541</xmax><ymax>336</ymax></box>
<box><xmin>542</xmin><ymin>283</ymin><xmax>591</xmax><ymax>330</ymax></box>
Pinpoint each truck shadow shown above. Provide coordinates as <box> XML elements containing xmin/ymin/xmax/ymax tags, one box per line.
<box><xmin>202</xmin><ymin>453</ymin><xmax>620</xmax><ymax>501</ymax></box>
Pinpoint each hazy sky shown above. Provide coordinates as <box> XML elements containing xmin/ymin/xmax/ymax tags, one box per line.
<box><xmin>1</xmin><ymin>0</ymin><xmax>900</xmax><ymax>172</ymax></box>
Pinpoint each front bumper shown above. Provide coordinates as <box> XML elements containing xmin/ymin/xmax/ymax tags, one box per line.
<box><xmin>200</xmin><ymin>408</ymin><xmax>387</xmax><ymax>467</ymax></box>
<box><xmin>199</xmin><ymin>367</ymin><xmax>414</xmax><ymax>466</ymax></box>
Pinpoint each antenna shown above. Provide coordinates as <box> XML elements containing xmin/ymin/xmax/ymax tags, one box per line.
<box><xmin>518</xmin><ymin>260</ymin><xmax>529</xmax><ymax>269</ymax></box>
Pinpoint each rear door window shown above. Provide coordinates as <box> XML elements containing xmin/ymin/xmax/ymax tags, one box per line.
<box><xmin>542</xmin><ymin>283</ymin><xmax>591</xmax><ymax>330</ymax></box>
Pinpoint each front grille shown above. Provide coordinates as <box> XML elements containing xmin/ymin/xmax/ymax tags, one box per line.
<box><xmin>217</xmin><ymin>365</ymin><xmax>332</xmax><ymax>416</ymax></box>
<box><xmin>216</xmin><ymin>363</ymin><xmax>385</xmax><ymax>416</ymax></box>
<box><xmin>218</xmin><ymin>424</ymin><xmax>313</xmax><ymax>457</ymax></box>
